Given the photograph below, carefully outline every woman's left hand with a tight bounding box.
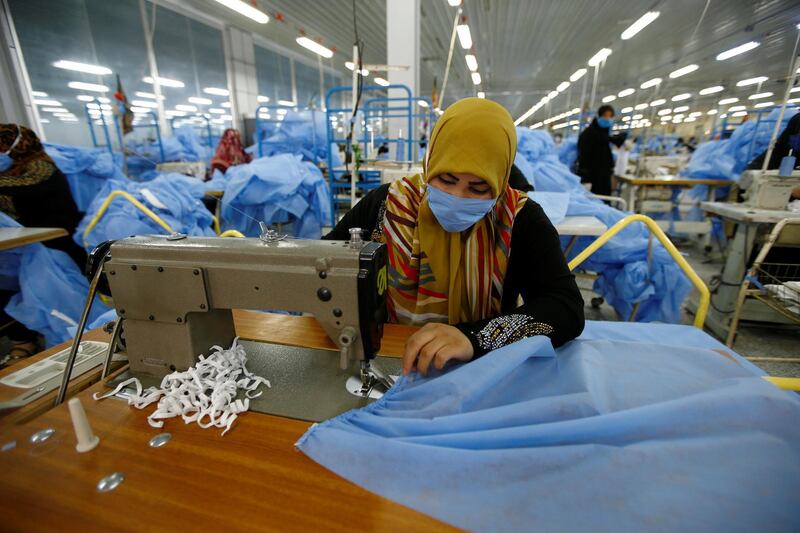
[402,323,474,376]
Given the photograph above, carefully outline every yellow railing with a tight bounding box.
[82,190,173,247]
[219,230,245,238]
[567,214,709,329]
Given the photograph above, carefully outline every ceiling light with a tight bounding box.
[688,112,702,117]
[669,64,699,78]
[134,91,164,100]
[557,81,570,92]
[418,100,429,108]
[373,77,389,87]
[570,68,587,82]
[188,96,212,105]
[41,107,66,113]
[130,106,152,114]
[671,93,691,101]
[716,41,760,61]
[296,36,333,58]
[67,81,108,92]
[53,60,111,76]
[650,99,666,106]
[97,97,110,103]
[278,99,297,106]
[731,111,747,117]
[31,91,48,97]
[344,62,369,75]
[548,90,558,99]
[632,114,644,120]
[657,108,672,116]
[76,95,95,102]
[221,102,231,108]
[465,54,478,72]
[788,97,800,103]
[673,105,689,113]
[143,76,184,88]
[588,48,612,67]
[448,0,462,6]
[622,116,631,122]
[728,105,746,112]
[684,117,696,122]
[640,77,662,89]
[477,91,485,99]
[618,88,635,97]
[203,87,229,96]
[736,76,767,87]
[698,86,724,96]
[634,103,648,110]
[601,95,617,103]
[707,109,718,115]
[456,25,472,49]
[175,104,197,112]
[621,11,660,40]
[131,100,158,108]
[34,98,61,106]
[209,108,225,114]
[39,118,50,123]
[719,97,738,105]
[471,72,482,85]
[257,95,270,103]
[621,106,633,113]
[213,0,269,24]
[754,101,774,108]
[748,92,773,100]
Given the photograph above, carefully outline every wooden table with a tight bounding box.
[617,175,732,214]
[0,313,451,531]
[0,227,68,251]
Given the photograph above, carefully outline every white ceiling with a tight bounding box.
[197,0,800,121]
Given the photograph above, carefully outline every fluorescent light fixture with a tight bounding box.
[716,41,760,61]
[143,76,184,88]
[673,105,689,113]
[657,108,672,116]
[640,78,662,89]
[477,91,486,99]
[669,64,698,78]
[373,77,390,87]
[719,97,738,105]
[39,118,50,123]
[67,81,108,92]
[221,114,233,120]
[98,97,110,103]
[257,95,270,103]
[221,102,231,108]
[418,100,429,108]
[621,106,633,113]
[634,103,648,110]
[632,114,644,120]
[748,92,773,100]
[707,109,718,115]
[31,91,48,97]
[731,111,747,117]
[53,60,111,75]
[344,62,369,75]
[456,25,472,49]
[548,90,558,99]
[569,68,587,82]
[622,116,631,122]
[465,54,478,72]
[209,108,225,114]
[618,88,635,97]
[75,95,95,102]
[791,87,800,93]
[601,95,617,103]
[788,97,800,103]
[278,99,297,106]
[671,93,691,101]
[736,76,767,87]
[557,81,570,92]
[276,108,288,114]
[34,98,61,106]
[698,86,724,96]
[621,11,660,40]
[131,100,158,108]
[203,87,229,96]
[754,101,774,108]
[684,117,696,122]
[165,110,186,117]
[296,36,333,58]
[188,96,212,105]
[472,72,482,85]
[649,98,666,106]
[213,0,269,24]
[134,91,163,100]
[175,104,197,112]
[448,0,462,6]
[689,111,702,117]
[130,106,152,113]
[41,107,66,113]
[531,122,542,129]
[728,105,746,112]
[588,48,612,67]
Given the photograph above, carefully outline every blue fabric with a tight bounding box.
[74,173,215,252]
[528,191,569,224]
[124,125,213,177]
[515,128,692,323]
[44,143,127,212]
[0,212,23,291]
[298,321,800,532]
[557,135,578,171]
[253,110,336,163]
[220,154,331,239]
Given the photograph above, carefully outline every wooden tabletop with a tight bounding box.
[617,175,732,187]
[0,313,452,531]
[701,201,800,224]
[0,227,68,251]
[204,190,224,198]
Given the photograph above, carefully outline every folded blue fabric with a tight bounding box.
[298,321,800,532]
[45,143,127,211]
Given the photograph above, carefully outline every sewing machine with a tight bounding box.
[78,228,391,415]
[739,169,800,209]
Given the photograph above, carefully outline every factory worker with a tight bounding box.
[325,98,584,375]
[576,105,626,196]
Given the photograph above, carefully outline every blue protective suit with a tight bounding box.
[44,143,127,212]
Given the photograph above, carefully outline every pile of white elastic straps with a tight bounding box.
[94,337,270,436]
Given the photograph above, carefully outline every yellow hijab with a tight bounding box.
[382,98,527,325]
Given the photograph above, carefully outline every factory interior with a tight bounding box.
[1,0,800,530]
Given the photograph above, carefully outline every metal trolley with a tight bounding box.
[727,218,800,347]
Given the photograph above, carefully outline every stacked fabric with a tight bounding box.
[74,173,215,252]
[125,125,214,177]
[220,154,331,239]
[44,143,127,212]
[556,135,578,171]
[516,128,692,323]
[253,110,341,165]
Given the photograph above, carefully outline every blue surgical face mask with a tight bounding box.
[597,117,614,129]
[0,125,21,173]
[427,184,496,233]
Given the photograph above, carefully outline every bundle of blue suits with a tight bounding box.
[253,110,341,166]
[45,143,126,212]
[125,125,214,177]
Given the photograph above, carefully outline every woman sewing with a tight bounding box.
[325,98,584,375]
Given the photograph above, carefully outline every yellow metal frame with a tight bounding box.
[567,214,709,329]
[219,230,245,238]
[82,190,174,247]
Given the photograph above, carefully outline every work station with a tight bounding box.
[1,1,799,531]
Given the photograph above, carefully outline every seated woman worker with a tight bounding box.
[325,98,584,375]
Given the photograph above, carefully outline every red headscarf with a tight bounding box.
[211,129,252,172]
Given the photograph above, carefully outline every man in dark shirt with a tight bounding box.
[577,105,626,196]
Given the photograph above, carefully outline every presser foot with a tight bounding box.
[345,362,396,399]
